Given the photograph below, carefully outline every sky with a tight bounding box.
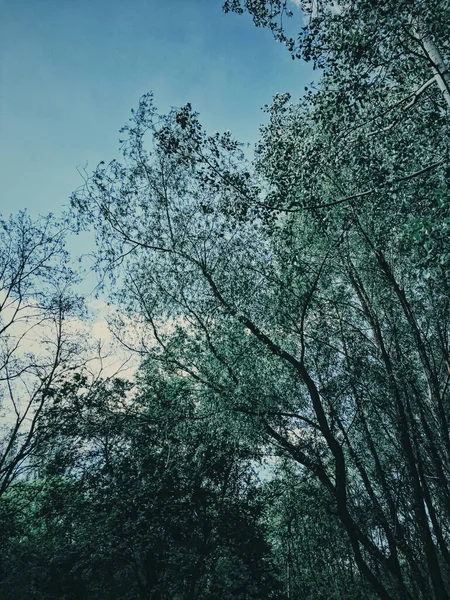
[0,0,313,219]
[0,0,315,393]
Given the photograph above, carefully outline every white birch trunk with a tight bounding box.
[413,24,450,109]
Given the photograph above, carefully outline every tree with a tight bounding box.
[262,461,375,600]
[0,212,84,496]
[223,0,450,107]
[71,80,450,599]
[1,368,283,600]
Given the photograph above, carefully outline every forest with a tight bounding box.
[1,1,450,599]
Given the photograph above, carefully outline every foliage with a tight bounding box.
[1,2,450,598]
[0,212,84,497]
[70,55,450,597]
[1,370,282,600]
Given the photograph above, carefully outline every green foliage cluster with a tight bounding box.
[1,372,282,600]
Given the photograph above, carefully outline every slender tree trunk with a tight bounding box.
[412,22,450,108]
[421,35,450,109]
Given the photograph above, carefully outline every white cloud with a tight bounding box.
[330,1,343,15]
[0,294,139,420]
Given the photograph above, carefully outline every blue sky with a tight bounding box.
[0,0,312,218]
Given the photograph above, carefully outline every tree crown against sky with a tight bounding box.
[70,6,450,587]
[0,0,312,224]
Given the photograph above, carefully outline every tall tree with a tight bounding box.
[0,212,84,496]
[223,0,450,107]
[72,83,450,598]
[1,368,282,600]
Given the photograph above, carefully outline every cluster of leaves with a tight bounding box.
[1,369,283,600]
